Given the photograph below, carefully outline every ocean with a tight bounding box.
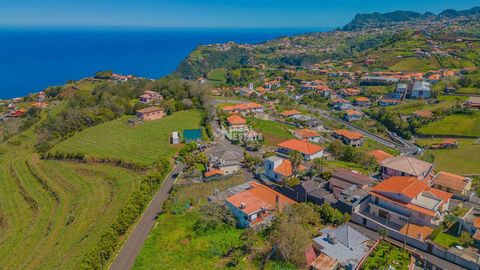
[0,27,329,99]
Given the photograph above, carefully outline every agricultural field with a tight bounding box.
[0,131,143,269]
[417,111,480,137]
[388,57,440,73]
[247,118,295,147]
[51,110,202,166]
[416,139,480,174]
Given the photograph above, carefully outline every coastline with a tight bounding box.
[0,27,332,100]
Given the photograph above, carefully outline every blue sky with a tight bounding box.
[1,0,479,28]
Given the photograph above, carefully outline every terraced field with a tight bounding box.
[0,130,143,269]
[51,110,203,166]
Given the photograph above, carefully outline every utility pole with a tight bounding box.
[403,218,411,250]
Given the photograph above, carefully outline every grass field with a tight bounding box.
[133,211,243,270]
[247,118,295,146]
[0,130,143,269]
[207,68,227,82]
[417,111,480,137]
[134,177,250,269]
[389,57,439,73]
[416,139,480,174]
[51,110,202,165]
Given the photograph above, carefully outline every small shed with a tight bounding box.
[171,131,180,145]
[183,129,202,143]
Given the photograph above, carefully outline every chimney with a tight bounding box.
[240,202,246,209]
[327,232,337,244]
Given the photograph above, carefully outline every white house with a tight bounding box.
[411,81,431,99]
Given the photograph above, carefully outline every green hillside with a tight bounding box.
[50,110,202,166]
[0,130,143,269]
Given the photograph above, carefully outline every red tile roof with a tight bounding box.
[334,129,363,140]
[227,114,247,125]
[371,176,428,199]
[277,139,323,155]
[204,169,223,177]
[432,171,470,192]
[355,97,370,102]
[370,176,453,217]
[368,150,394,163]
[346,109,362,116]
[280,110,301,117]
[293,128,320,138]
[273,159,306,177]
[226,182,296,215]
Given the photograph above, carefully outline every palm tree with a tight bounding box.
[311,158,326,175]
[288,150,303,175]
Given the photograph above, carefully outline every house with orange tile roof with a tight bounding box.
[432,171,471,197]
[136,106,165,121]
[292,128,324,143]
[333,130,364,147]
[277,139,324,160]
[222,102,263,114]
[368,150,394,163]
[264,156,307,183]
[344,109,362,122]
[225,181,296,228]
[10,109,26,118]
[369,176,452,227]
[354,97,370,106]
[204,151,240,179]
[380,156,434,181]
[226,114,248,133]
[280,109,301,118]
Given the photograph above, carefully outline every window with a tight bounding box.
[418,213,426,219]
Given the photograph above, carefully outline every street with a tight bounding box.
[109,164,185,270]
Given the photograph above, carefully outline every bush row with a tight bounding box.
[41,151,149,172]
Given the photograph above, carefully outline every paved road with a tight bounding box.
[109,164,185,270]
[303,105,420,155]
[348,222,466,270]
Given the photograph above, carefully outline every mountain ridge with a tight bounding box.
[343,6,480,30]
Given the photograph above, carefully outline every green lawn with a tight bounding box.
[362,241,411,270]
[133,211,243,270]
[432,232,459,248]
[247,118,295,146]
[416,139,480,174]
[417,111,480,137]
[207,68,227,82]
[51,110,202,165]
